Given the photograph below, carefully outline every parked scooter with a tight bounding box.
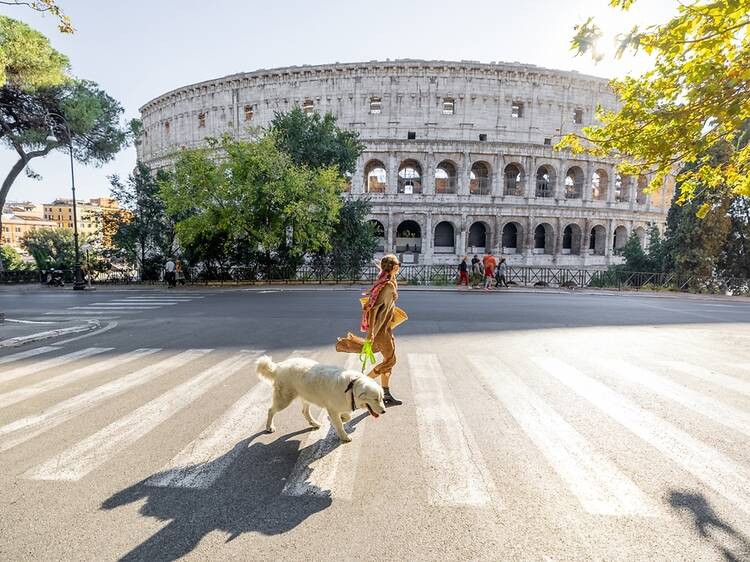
[46,269,65,287]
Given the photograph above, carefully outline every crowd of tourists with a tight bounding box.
[457,253,510,290]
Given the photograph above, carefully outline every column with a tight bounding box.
[525,155,536,200]
[423,152,435,195]
[459,152,470,195]
[493,215,502,254]
[492,153,503,197]
[424,212,433,262]
[524,216,534,256]
[581,218,592,257]
[584,161,593,202]
[553,216,562,261]
[386,212,394,252]
[555,160,566,201]
[459,214,467,254]
[351,156,365,195]
[605,218,614,258]
[387,152,398,195]
[607,165,617,204]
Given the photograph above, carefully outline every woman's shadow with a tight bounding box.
[102,414,368,562]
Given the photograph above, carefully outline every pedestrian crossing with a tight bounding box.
[1,342,750,525]
[44,294,207,318]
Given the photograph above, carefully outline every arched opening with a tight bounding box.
[504,163,524,196]
[343,171,352,193]
[433,221,455,253]
[613,225,628,252]
[565,166,584,199]
[369,220,385,252]
[468,222,488,252]
[435,161,457,194]
[534,223,554,254]
[470,162,491,195]
[589,225,606,255]
[592,169,608,201]
[634,226,646,248]
[636,175,648,204]
[364,160,386,193]
[562,224,582,255]
[396,220,421,253]
[398,160,423,194]
[502,222,521,254]
[536,166,555,198]
[615,173,631,202]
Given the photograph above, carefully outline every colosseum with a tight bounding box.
[137,59,673,268]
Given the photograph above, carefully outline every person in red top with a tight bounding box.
[482,252,497,290]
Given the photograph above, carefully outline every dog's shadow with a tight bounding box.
[102,413,369,562]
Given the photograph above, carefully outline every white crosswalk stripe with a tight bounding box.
[282,354,365,499]
[0,348,160,410]
[27,350,262,481]
[45,310,136,316]
[605,359,750,437]
[0,347,112,385]
[663,360,750,398]
[0,349,210,453]
[408,352,497,507]
[471,356,658,516]
[0,346,59,366]
[533,356,750,517]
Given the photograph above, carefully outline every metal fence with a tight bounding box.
[4,265,748,295]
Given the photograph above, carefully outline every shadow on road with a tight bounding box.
[668,490,750,562]
[101,420,363,562]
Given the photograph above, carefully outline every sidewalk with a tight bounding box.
[0,318,100,348]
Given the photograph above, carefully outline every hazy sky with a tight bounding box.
[1,0,677,204]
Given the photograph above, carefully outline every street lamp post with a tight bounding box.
[46,112,86,290]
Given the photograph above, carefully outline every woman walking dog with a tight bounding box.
[336,254,405,406]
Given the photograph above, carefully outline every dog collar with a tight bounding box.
[344,377,360,412]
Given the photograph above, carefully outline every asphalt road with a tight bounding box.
[1,286,750,561]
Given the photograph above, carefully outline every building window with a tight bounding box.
[302,99,314,114]
[198,112,206,128]
[244,105,254,121]
[164,121,170,135]
[442,98,454,115]
[407,131,416,140]
[573,108,583,124]
[369,97,382,114]
[478,133,487,141]
[544,138,552,146]
[511,101,524,118]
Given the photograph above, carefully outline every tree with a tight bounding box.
[718,196,750,278]
[107,162,176,280]
[0,79,130,232]
[561,0,750,206]
[622,232,649,271]
[0,2,73,34]
[0,16,69,90]
[160,135,343,272]
[325,198,377,274]
[270,107,364,175]
[21,226,75,269]
[0,244,25,269]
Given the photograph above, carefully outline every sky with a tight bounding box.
[1,0,678,205]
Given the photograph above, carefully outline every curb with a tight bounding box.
[0,320,100,348]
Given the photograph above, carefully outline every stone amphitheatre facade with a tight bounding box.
[137,59,673,268]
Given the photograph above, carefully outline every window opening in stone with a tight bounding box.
[244,105,254,121]
[435,161,457,194]
[592,169,608,200]
[442,98,455,115]
[479,133,487,141]
[198,112,206,128]
[468,222,487,252]
[398,160,423,194]
[407,131,416,140]
[565,167,583,199]
[365,161,387,193]
[370,97,382,114]
[536,166,553,197]
[544,138,552,145]
[164,121,170,135]
[470,162,491,195]
[302,99,314,114]
[504,164,523,196]
[502,223,518,252]
[573,108,583,124]
[512,101,524,118]
[434,221,455,253]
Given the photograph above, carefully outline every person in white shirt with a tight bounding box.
[165,258,176,288]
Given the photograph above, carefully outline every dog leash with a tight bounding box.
[359,339,376,374]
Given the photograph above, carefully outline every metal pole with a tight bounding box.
[69,138,85,290]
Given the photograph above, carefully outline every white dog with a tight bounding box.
[255,355,387,443]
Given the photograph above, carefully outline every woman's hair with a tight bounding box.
[380,254,400,273]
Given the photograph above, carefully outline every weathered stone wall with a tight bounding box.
[138,60,671,268]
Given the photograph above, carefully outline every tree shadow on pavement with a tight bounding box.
[101,419,365,562]
[668,490,750,562]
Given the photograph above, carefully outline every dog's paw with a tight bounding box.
[340,413,352,422]
[309,421,321,429]
[339,434,352,443]
[266,425,276,433]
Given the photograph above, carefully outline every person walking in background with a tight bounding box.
[164,257,176,288]
[457,256,469,287]
[470,254,482,288]
[495,257,509,288]
[175,259,186,286]
[482,251,497,290]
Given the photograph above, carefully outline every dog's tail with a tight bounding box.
[255,355,278,384]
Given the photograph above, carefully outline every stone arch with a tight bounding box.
[565,166,584,199]
[589,224,606,255]
[396,220,422,253]
[504,162,525,196]
[501,221,524,254]
[615,173,632,202]
[535,165,556,198]
[592,169,608,201]
[634,226,646,248]
[636,175,648,204]
[469,161,491,195]
[369,219,385,252]
[435,160,458,194]
[364,160,386,193]
[613,225,628,251]
[468,221,490,252]
[533,222,554,254]
[397,159,423,194]
[433,221,455,253]
[562,223,582,255]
